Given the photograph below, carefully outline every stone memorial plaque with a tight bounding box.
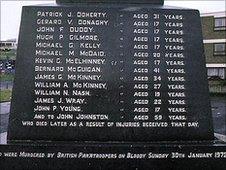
[8,3,214,142]
[2,1,226,170]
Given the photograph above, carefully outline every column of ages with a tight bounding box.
[152,13,163,123]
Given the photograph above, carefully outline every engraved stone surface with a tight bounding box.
[1,142,226,170]
[8,4,214,142]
